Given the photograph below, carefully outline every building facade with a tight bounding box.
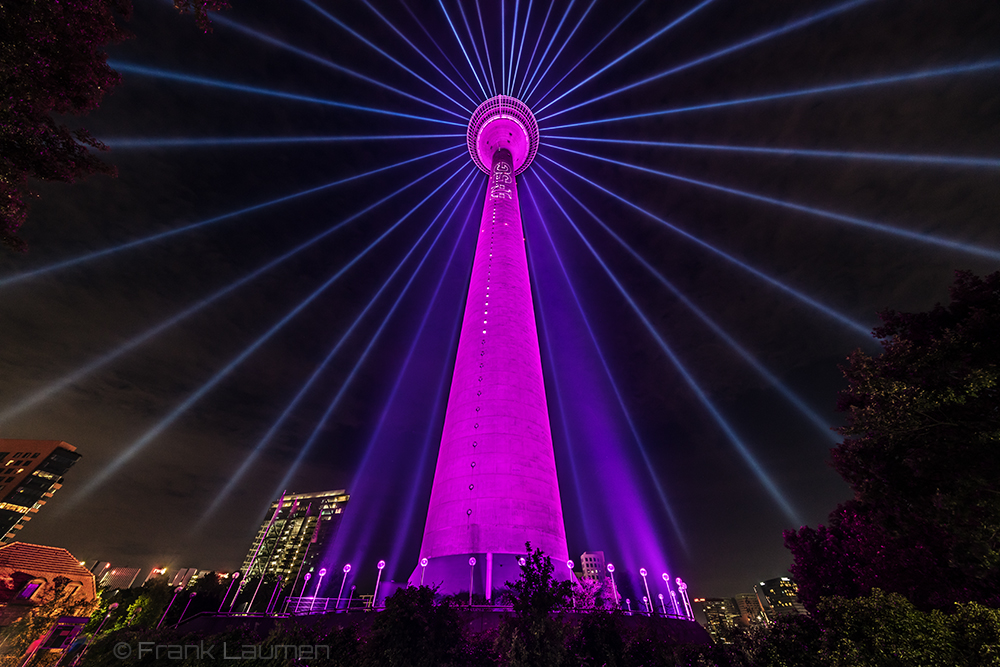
[755,577,806,622]
[0,440,80,543]
[240,489,349,597]
[580,551,606,582]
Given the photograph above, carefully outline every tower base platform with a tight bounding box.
[408,552,574,600]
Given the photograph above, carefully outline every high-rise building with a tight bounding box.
[240,490,349,596]
[733,592,768,628]
[580,551,606,582]
[696,597,740,644]
[411,96,568,599]
[755,577,806,622]
[0,440,80,543]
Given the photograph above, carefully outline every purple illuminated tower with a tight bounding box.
[410,96,569,598]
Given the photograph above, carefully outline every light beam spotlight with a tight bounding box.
[537,157,871,337]
[266,167,478,505]
[523,179,689,546]
[540,59,1000,130]
[532,171,804,525]
[546,142,1000,263]
[530,0,646,110]
[212,9,468,119]
[362,0,479,107]
[295,0,471,115]
[194,170,479,530]
[543,135,1000,170]
[0,144,464,289]
[514,1,555,100]
[0,149,466,429]
[105,134,465,150]
[441,0,488,98]
[530,171,840,443]
[538,0,874,122]
[62,160,469,508]
[516,0,576,100]
[520,0,598,105]
[398,0,481,101]
[109,60,465,127]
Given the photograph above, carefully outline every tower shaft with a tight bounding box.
[414,147,567,593]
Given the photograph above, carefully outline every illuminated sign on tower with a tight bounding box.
[410,96,569,598]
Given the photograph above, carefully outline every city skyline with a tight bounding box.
[0,1,997,597]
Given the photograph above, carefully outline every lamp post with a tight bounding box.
[625,599,632,615]
[676,577,693,620]
[338,564,351,610]
[347,585,356,610]
[314,568,327,598]
[658,593,667,614]
[265,575,282,615]
[662,573,679,616]
[157,586,184,628]
[468,557,476,606]
[176,592,197,627]
[303,572,312,612]
[640,568,652,614]
[218,572,240,613]
[419,557,428,586]
[372,560,385,609]
[566,560,575,608]
[607,563,620,608]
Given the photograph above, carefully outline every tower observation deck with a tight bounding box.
[410,96,569,598]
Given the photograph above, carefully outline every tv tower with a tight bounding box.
[410,96,569,599]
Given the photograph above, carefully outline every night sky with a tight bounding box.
[1,0,998,599]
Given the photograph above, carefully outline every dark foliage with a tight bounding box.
[0,0,229,251]
[786,271,1000,611]
[362,585,470,667]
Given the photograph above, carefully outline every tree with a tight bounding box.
[498,543,574,667]
[786,271,1000,610]
[362,586,468,667]
[0,0,230,251]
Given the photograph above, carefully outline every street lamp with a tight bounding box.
[314,568,327,611]
[338,564,351,610]
[468,557,476,606]
[218,572,240,613]
[676,577,693,620]
[640,568,652,614]
[420,557,428,586]
[176,592,197,627]
[157,586,184,628]
[265,575,283,615]
[662,573,679,616]
[303,572,313,612]
[658,593,667,614]
[372,560,386,609]
[607,563,620,608]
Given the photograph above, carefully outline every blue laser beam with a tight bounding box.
[532,171,839,444]
[64,160,471,507]
[438,0,489,99]
[296,0,471,115]
[362,1,478,107]
[546,142,1000,263]
[196,170,480,529]
[521,0,597,105]
[212,10,467,119]
[105,134,464,149]
[530,175,804,526]
[541,59,1000,130]
[514,1,554,100]
[474,0,499,96]
[509,0,531,97]
[109,61,464,127]
[533,0,713,114]
[455,0,493,98]
[338,182,481,573]
[267,172,479,503]
[531,0,646,111]
[524,178,689,549]
[0,151,468,427]
[539,0,874,122]
[544,135,1000,170]
[0,145,464,289]
[517,0,576,102]
[398,0,481,103]
[537,156,871,337]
